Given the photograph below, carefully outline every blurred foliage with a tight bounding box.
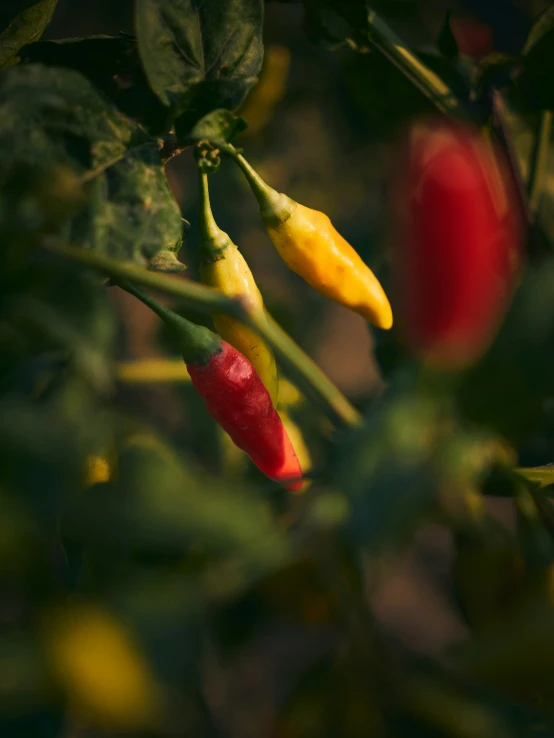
[3,1,554,738]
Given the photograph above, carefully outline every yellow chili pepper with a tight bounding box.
[85,455,111,486]
[42,604,162,730]
[197,171,279,403]
[277,378,303,408]
[279,410,312,493]
[231,153,393,330]
[239,45,291,136]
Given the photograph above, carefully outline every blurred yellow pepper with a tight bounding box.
[280,411,312,493]
[239,45,291,136]
[116,358,191,383]
[198,170,279,403]
[85,455,111,486]
[43,604,162,730]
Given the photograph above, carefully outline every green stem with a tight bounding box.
[221,148,296,224]
[116,279,221,365]
[527,110,552,220]
[41,239,362,428]
[367,10,464,119]
[253,312,362,428]
[198,170,232,259]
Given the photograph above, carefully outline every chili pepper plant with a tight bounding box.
[2,1,554,737]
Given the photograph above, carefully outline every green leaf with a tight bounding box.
[334,381,443,551]
[185,109,248,147]
[66,433,289,589]
[0,65,184,268]
[517,466,554,489]
[75,149,185,270]
[135,0,264,137]
[0,377,108,521]
[517,6,554,110]
[437,10,458,61]
[2,254,116,392]
[21,35,169,134]
[0,0,58,70]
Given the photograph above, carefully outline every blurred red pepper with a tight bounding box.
[392,120,523,370]
[119,282,302,490]
[451,13,494,59]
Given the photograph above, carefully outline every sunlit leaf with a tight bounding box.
[518,466,554,488]
[0,0,58,70]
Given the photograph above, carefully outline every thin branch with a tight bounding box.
[528,110,552,220]
[490,90,546,259]
[367,10,465,119]
[41,239,363,429]
[490,91,532,225]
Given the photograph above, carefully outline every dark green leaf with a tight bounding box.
[185,109,248,147]
[75,149,185,270]
[21,35,169,134]
[0,65,183,267]
[437,10,458,61]
[0,0,58,70]
[0,377,108,522]
[1,253,116,393]
[334,381,442,551]
[135,0,264,138]
[66,434,289,587]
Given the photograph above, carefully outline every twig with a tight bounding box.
[367,10,465,119]
[490,90,547,259]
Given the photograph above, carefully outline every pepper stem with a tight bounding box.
[116,279,221,365]
[223,147,296,226]
[198,170,233,260]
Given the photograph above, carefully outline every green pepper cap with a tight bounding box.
[232,154,296,228]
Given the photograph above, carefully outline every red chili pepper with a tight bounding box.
[119,281,302,490]
[392,120,523,369]
[188,343,301,489]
